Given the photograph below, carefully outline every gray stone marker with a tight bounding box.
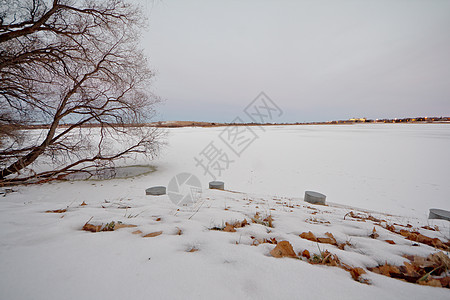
[209,181,224,190]
[146,186,166,196]
[429,209,450,221]
[304,191,326,205]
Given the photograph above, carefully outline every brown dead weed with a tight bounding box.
[370,252,450,288]
[82,220,136,232]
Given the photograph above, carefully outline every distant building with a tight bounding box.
[348,118,366,122]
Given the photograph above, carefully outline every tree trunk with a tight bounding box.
[0,121,59,179]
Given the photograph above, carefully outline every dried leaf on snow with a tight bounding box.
[270,241,297,258]
[45,209,67,213]
[143,231,163,238]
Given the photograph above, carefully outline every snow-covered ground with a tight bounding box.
[1,124,449,299]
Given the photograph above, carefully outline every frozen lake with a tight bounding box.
[151,123,450,217]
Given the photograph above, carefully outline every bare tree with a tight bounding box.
[0,0,162,184]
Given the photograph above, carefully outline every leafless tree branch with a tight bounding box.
[0,0,162,184]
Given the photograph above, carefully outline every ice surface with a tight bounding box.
[154,124,450,217]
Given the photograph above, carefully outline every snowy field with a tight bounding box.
[1,124,449,299]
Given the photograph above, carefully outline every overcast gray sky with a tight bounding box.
[142,0,450,123]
